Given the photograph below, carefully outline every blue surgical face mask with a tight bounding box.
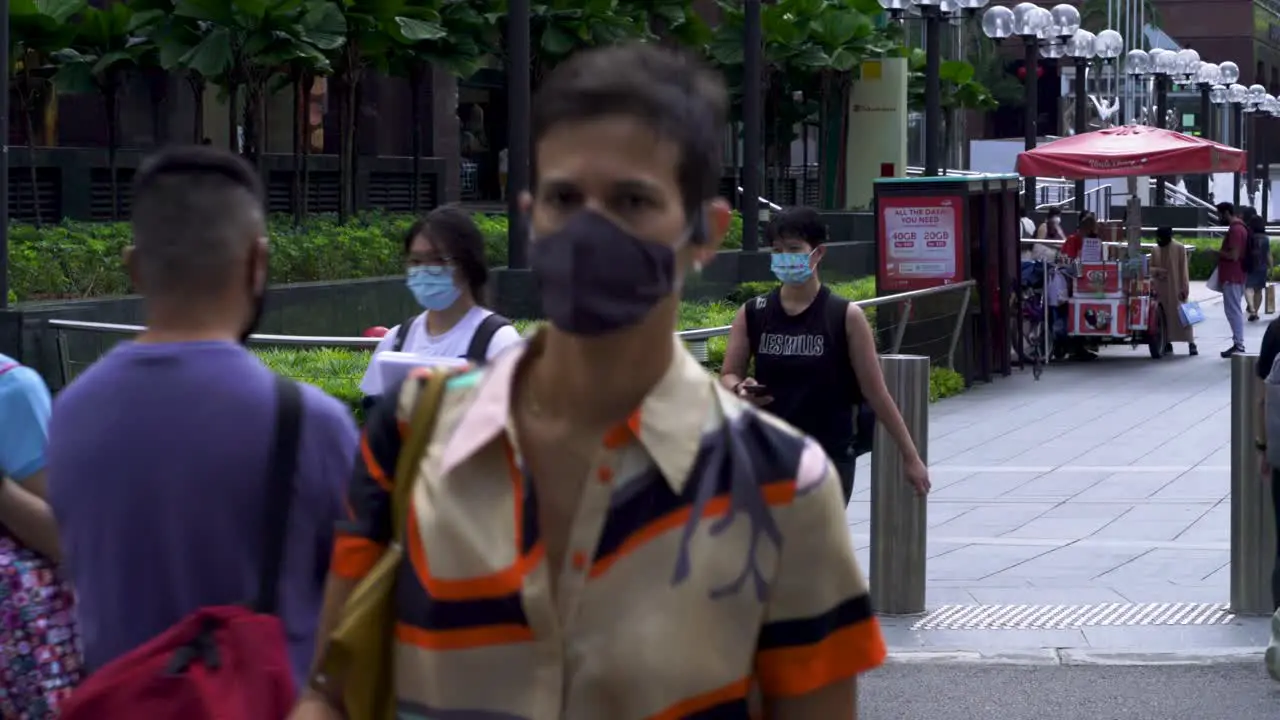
[771,251,815,285]
[406,265,461,311]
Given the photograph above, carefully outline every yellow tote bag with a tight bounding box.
[320,373,449,720]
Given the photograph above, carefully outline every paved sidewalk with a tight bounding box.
[848,281,1278,653]
[860,663,1280,719]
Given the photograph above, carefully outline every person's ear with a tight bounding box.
[691,198,731,268]
[123,246,141,292]
[251,237,269,293]
[810,244,827,266]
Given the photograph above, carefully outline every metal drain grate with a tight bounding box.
[910,602,1235,631]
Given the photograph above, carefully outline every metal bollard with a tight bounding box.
[1229,353,1278,615]
[870,354,929,616]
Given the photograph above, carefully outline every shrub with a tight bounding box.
[7,211,746,303]
[262,276,957,421]
[929,367,966,402]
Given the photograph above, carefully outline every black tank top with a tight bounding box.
[751,286,862,460]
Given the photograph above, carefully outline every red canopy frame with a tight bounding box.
[1015,125,1246,180]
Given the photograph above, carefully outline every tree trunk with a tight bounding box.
[243,81,263,169]
[227,82,239,153]
[410,64,423,214]
[301,77,312,222]
[188,74,206,143]
[21,63,42,227]
[105,78,120,221]
[338,50,360,223]
[291,70,303,226]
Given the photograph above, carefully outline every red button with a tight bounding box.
[597,466,614,484]
[571,551,587,571]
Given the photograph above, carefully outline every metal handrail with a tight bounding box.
[1035,184,1112,211]
[47,280,977,382]
[1161,183,1217,212]
[734,186,783,212]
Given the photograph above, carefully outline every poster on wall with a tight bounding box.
[877,195,965,291]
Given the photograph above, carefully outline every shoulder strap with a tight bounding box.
[254,376,304,615]
[0,363,17,377]
[391,315,418,353]
[465,313,512,364]
[391,372,451,543]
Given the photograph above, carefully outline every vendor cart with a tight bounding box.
[1015,125,1246,361]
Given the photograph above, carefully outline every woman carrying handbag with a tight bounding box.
[0,357,82,718]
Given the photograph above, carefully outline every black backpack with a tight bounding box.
[391,312,512,363]
[1243,233,1266,276]
[743,290,876,457]
[360,313,513,413]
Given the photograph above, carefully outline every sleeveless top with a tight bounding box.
[752,286,862,461]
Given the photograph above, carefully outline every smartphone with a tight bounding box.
[742,384,770,396]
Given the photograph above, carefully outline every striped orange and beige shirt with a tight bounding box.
[332,335,886,719]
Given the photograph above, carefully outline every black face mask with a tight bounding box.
[530,210,686,336]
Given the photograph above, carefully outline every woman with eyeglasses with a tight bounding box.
[358,207,522,406]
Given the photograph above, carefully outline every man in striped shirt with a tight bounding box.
[293,41,887,720]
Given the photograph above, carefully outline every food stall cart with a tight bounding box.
[1015,125,1246,362]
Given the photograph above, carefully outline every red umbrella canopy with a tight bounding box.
[1015,125,1246,179]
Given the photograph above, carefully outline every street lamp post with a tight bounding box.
[1192,62,1222,200]
[1065,29,1095,213]
[1125,47,1186,205]
[879,0,989,177]
[982,2,1078,212]
[1214,82,1252,206]
[1245,84,1267,204]
[505,0,531,269]
[741,0,762,253]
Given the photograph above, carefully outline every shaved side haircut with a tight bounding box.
[130,147,267,299]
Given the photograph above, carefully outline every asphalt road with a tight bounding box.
[859,664,1280,719]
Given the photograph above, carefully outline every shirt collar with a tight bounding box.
[440,330,714,493]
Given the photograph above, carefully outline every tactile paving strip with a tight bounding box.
[910,602,1235,631]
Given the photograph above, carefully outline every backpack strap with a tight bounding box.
[253,376,304,615]
[390,315,418,353]
[465,313,512,364]
[0,363,17,377]
[392,372,452,543]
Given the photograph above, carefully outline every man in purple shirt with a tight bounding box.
[1216,201,1249,357]
[46,147,358,687]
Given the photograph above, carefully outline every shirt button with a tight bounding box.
[571,551,588,572]
[596,466,614,484]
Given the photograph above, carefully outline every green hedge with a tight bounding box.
[7,212,746,303]
[253,276,970,423]
[1177,236,1280,282]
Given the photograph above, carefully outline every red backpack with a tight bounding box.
[59,376,304,720]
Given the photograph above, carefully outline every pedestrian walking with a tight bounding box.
[47,147,359,699]
[1150,226,1197,356]
[1245,213,1273,322]
[358,207,521,405]
[1252,313,1280,681]
[294,42,887,720]
[719,206,930,504]
[0,355,81,716]
[1213,202,1249,356]
[1019,204,1036,239]
[1035,206,1066,241]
